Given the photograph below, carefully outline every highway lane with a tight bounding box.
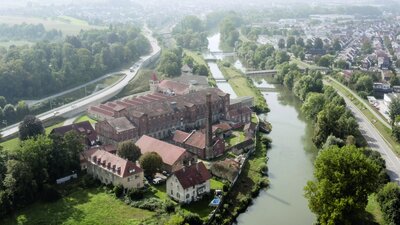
[336,87,400,184]
[1,26,160,139]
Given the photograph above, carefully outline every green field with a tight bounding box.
[210,178,224,190]
[183,49,208,67]
[0,15,105,36]
[1,188,154,225]
[118,70,153,97]
[74,115,97,125]
[0,121,64,152]
[226,130,247,147]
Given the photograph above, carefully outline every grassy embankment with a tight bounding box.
[325,77,400,156]
[1,187,155,225]
[217,61,269,112]
[183,49,217,87]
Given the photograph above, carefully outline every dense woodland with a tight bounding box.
[0,26,150,101]
[0,121,85,218]
[173,16,208,50]
[0,23,62,42]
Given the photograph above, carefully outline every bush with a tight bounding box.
[128,189,144,201]
[41,185,61,202]
[183,213,203,225]
[81,174,98,188]
[259,177,269,188]
[131,198,163,211]
[114,184,124,198]
[223,61,231,67]
[164,200,175,213]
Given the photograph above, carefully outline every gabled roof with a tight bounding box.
[173,162,211,189]
[83,149,142,178]
[51,121,97,144]
[135,135,188,166]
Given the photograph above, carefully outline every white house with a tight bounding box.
[81,149,144,191]
[166,162,211,204]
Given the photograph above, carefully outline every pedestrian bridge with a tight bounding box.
[246,70,277,76]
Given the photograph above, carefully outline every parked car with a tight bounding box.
[152,177,165,185]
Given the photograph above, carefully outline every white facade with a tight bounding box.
[166,174,210,204]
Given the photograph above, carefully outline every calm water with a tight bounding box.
[206,33,317,224]
[236,81,317,225]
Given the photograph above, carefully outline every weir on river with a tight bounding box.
[206,33,317,225]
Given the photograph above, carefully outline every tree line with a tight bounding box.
[0,120,85,218]
[0,23,62,42]
[157,47,209,77]
[219,12,242,48]
[173,16,208,50]
[0,26,150,101]
[0,97,29,128]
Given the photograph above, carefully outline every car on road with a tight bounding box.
[129,67,134,72]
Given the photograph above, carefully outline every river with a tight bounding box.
[206,33,317,225]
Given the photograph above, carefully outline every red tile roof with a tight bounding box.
[173,162,211,189]
[135,135,187,166]
[83,149,142,178]
[172,130,191,143]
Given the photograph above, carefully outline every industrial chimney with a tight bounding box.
[205,93,213,158]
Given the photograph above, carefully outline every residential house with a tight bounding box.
[82,149,144,191]
[166,162,211,204]
[51,121,97,148]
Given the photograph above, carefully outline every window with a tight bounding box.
[135,175,140,179]
[177,193,180,198]
[171,190,173,195]
[186,194,190,199]
[127,178,130,182]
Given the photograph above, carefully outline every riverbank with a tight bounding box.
[217,61,269,113]
[209,132,270,225]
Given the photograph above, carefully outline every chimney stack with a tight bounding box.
[205,93,213,158]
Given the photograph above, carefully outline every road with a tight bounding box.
[327,76,391,129]
[327,81,400,184]
[0,25,161,139]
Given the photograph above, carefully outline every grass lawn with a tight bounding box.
[210,178,224,190]
[366,194,385,225]
[74,114,97,125]
[226,131,247,147]
[183,49,208,67]
[0,121,64,152]
[1,187,154,225]
[0,15,105,36]
[146,184,169,200]
[181,194,215,220]
[325,77,400,156]
[118,70,153,97]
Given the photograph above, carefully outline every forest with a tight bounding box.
[0,23,62,41]
[0,26,150,101]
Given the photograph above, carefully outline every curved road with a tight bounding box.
[1,26,160,139]
[326,81,400,184]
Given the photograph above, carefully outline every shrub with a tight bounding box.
[163,200,175,213]
[131,198,163,211]
[223,61,231,67]
[183,213,203,225]
[128,189,144,201]
[259,177,270,188]
[114,184,124,198]
[41,185,61,202]
[81,174,98,188]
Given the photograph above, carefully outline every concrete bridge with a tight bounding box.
[246,70,277,76]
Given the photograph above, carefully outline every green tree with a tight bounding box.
[139,152,163,177]
[318,55,333,67]
[286,36,295,49]
[314,37,323,49]
[355,75,373,94]
[293,73,323,101]
[377,182,400,225]
[117,140,142,162]
[333,39,341,51]
[301,92,325,121]
[296,37,304,47]
[15,101,29,119]
[2,104,16,122]
[196,64,209,76]
[322,135,344,149]
[18,115,45,141]
[304,145,380,225]
[389,97,400,125]
[278,38,285,49]
[361,40,373,54]
[0,96,6,108]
